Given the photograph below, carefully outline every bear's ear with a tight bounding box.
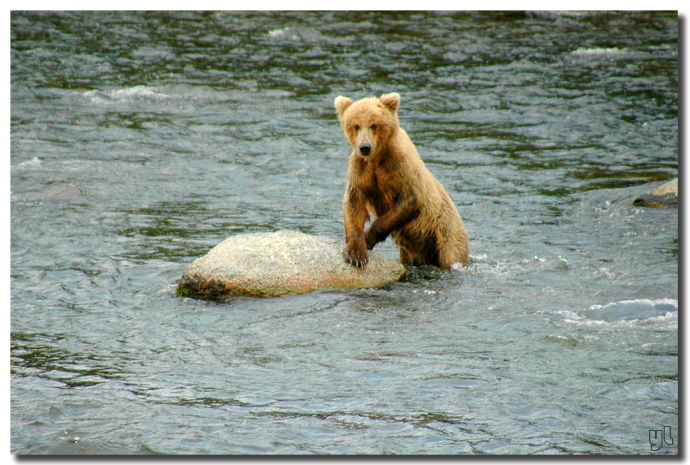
[334,96,353,119]
[380,92,400,113]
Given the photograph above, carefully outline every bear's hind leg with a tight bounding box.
[437,239,468,270]
[399,247,412,266]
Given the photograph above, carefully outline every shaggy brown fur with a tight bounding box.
[334,92,469,270]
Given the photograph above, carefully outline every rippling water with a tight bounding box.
[11,11,678,455]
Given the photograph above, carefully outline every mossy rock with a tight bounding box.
[633,178,678,209]
[177,230,406,299]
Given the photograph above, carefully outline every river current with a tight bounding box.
[11,11,678,455]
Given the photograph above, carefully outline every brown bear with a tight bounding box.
[334,92,470,270]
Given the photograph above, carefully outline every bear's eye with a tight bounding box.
[354,124,360,132]
[371,124,377,132]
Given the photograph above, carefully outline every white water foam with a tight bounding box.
[268,28,289,37]
[571,47,628,57]
[589,298,678,311]
[559,298,678,329]
[81,86,169,104]
[14,157,42,170]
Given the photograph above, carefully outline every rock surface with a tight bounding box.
[25,184,85,201]
[633,178,678,208]
[177,230,406,299]
[651,178,678,198]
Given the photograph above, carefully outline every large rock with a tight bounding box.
[177,230,406,299]
[633,178,678,209]
[24,184,85,201]
[651,178,678,198]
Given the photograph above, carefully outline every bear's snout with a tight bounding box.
[359,143,372,156]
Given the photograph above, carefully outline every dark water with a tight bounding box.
[11,11,678,455]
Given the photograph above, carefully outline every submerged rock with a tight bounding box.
[177,230,406,299]
[25,184,85,201]
[633,178,678,209]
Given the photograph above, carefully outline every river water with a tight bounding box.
[10,11,678,455]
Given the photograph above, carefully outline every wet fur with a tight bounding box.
[334,92,469,270]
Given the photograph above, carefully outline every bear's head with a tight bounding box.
[334,93,401,158]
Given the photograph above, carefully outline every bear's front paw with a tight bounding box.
[365,223,387,250]
[343,242,368,269]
